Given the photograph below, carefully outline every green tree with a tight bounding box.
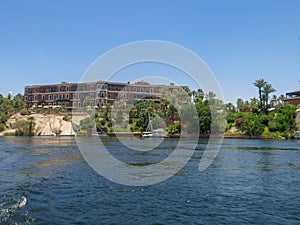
[240,113,264,136]
[195,100,211,133]
[236,98,245,112]
[253,78,267,110]
[13,94,24,110]
[27,116,35,137]
[262,83,276,111]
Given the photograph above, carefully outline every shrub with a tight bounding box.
[167,122,181,134]
[0,112,8,123]
[240,114,264,136]
[0,123,5,132]
[20,108,29,116]
[63,114,72,122]
[235,117,245,127]
[268,120,277,132]
[12,118,35,136]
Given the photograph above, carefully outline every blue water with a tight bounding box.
[0,137,300,224]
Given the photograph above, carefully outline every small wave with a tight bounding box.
[18,196,27,208]
[0,196,27,219]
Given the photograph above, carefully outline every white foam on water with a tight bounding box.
[0,196,27,220]
[18,196,27,208]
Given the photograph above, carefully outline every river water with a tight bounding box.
[0,137,299,224]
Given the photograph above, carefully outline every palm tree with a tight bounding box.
[270,95,278,107]
[278,94,286,104]
[253,78,267,110]
[236,98,244,112]
[193,89,204,103]
[263,83,276,110]
[225,103,235,113]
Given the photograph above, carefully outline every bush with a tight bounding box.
[20,108,29,116]
[12,118,35,136]
[0,123,5,132]
[240,113,264,136]
[0,112,7,123]
[167,122,181,134]
[63,114,72,122]
[268,120,277,132]
[4,132,15,136]
[80,117,94,130]
[77,130,87,135]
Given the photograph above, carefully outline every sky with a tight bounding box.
[0,0,300,103]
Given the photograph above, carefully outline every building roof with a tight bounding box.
[286,90,300,95]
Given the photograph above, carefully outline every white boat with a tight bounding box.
[142,116,168,138]
[90,125,107,137]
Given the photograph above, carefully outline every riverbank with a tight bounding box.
[0,111,89,136]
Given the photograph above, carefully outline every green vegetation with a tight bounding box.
[12,117,35,136]
[225,79,297,139]
[78,88,225,136]
[0,93,26,134]
[0,78,298,140]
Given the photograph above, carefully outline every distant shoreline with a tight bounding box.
[0,132,278,140]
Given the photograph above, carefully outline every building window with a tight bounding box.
[42,95,45,100]
[66,94,69,99]
[91,85,94,91]
[108,94,111,99]
[90,94,93,98]
[60,86,66,92]
[49,95,52,100]
[34,95,37,101]
[25,96,28,101]
[66,86,69,91]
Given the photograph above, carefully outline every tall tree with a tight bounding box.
[270,95,278,107]
[236,98,244,112]
[253,78,267,110]
[263,83,276,110]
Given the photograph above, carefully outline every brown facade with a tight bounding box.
[24,81,186,108]
[285,90,300,107]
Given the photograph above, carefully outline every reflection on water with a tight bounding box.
[0,137,299,224]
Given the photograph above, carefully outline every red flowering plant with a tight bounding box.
[235,117,245,127]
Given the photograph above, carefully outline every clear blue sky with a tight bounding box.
[0,0,300,103]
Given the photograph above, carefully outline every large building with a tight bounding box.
[24,81,186,108]
[285,90,300,107]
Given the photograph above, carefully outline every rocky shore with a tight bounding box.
[0,112,88,136]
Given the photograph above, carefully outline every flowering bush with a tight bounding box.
[235,117,245,127]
